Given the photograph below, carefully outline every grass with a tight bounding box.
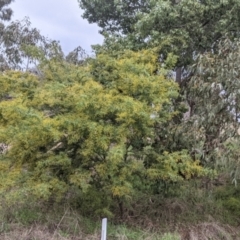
[0,179,240,239]
[0,203,239,240]
[0,200,160,239]
[0,202,180,239]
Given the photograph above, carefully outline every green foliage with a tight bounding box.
[187,38,240,167]
[135,0,240,64]
[146,150,205,182]
[78,0,149,34]
[220,138,240,183]
[214,184,240,224]
[224,197,240,213]
[80,0,240,67]
[14,207,40,225]
[0,48,204,216]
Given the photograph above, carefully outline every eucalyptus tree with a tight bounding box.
[186,38,240,165]
[0,17,65,71]
[0,0,64,72]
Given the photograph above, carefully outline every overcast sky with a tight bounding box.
[10,0,104,55]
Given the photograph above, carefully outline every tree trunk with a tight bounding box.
[176,67,182,83]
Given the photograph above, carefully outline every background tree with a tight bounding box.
[0,17,65,71]
[78,0,150,34]
[79,0,240,82]
[0,2,81,71]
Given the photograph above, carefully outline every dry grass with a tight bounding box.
[1,222,239,240]
[179,222,240,240]
[0,223,172,240]
[0,224,101,240]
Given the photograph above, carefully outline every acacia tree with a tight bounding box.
[0,49,204,216]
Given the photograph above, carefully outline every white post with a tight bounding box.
[101,218,107,240]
